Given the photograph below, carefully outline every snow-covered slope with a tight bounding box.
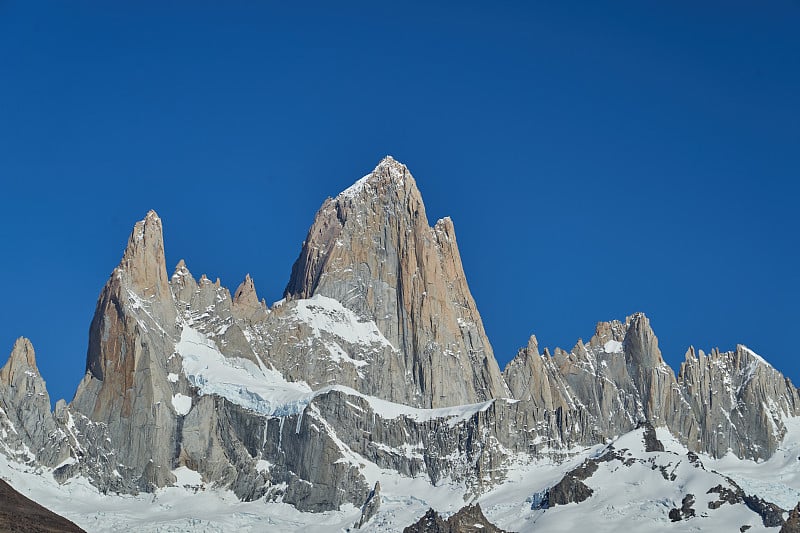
[705,416,800,510]
[178,325,313,417]
[178,323,495,425]
[482,428,779,532]
[4,421,800,532]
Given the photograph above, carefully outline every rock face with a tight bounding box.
[781,503,800,533]
[504,315,682,448]
[232,274,269,324]
[677,344,800,459]
[284,156,508,408]
[403,504,508,533]
[355,481,381,528]
[70,210,182,491]
[641,421,665,452]
[403,508,448,533]
[546,461,597,506]
[0,156,798,523]
[503,314,800,460]
[669,493,696,521]
[0,338,71,468]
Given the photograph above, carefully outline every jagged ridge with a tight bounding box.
[0,156,796,530]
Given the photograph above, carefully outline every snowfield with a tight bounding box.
[3,325,798,532]
[481,428,776,533]
[177,324,495,425]
[3,419,800,532]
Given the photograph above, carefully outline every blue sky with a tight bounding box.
[1,2,798,404]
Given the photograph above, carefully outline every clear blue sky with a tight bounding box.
[1,2,798,404]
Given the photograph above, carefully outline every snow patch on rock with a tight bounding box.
[603,340,623,354]
[171,394,192,416]
[177,326,313,416]
[172,466,202,488]
[290,295,395,350]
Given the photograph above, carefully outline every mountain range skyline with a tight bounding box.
[3,154,797,407]
[1,156,798,531]
[2,2,798,413]
[2,4,799,531]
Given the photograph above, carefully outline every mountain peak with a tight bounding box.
[0,337,39,385]
[233,274,256,302]
[127,210,162,249]
[284,158,508,407]
[374,154,405,173]
[526,334,539,354]
[173,258,189,275]
[118,211,171,302]
[625,311,649,328]
[623,311,663,367]
[369,155,410,187]
[232,273,266,322]
[337,156,414,202]
[10,337,36,368]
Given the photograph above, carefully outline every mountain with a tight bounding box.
[71,210,181,492]
[0,156,798,531]
[283,156,508,408]
[502,314,800,460]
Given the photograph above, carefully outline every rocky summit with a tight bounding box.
[0,157,798,532]
[284,156,508,408]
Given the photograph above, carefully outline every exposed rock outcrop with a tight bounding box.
[641,421,665,452]
[503,313,800,460]
[403,508,447,533]
[504,314,681,447]
[535,456,602,509]
[781,502,800,533]
[705,480,787,528]
[403,504,508,533]
[232,274,268,324]
[0,338,71,468]
[354,481,381,528]
[669,493,696,521]
[677,344,800,459]
[70,210,182,491]
[284,156,509,408]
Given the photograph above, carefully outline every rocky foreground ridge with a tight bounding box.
[0,478,85,533]
[0,157,798,526]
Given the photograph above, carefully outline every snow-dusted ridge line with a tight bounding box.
[177,324,494,423]
[741,344,770,367]
[338,156,405,201]
[339,174,370,199]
